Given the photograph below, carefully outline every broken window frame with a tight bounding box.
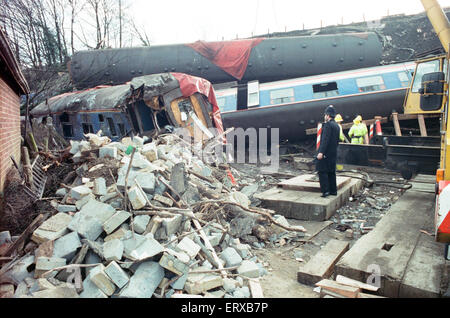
[270,88,295,104]
[106,117,118,137]
[81,113,94,134]
[312,82,339,98]
[59,112,74,138]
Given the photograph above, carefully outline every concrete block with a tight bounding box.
[233,286,250,298]
[237,260,260,278]
[234,243,251,259]
[104,261,130,289]
[53,232,82,260]
[122,233,146,259]
[70,185,92,200]
[84,251,102,278]
[90,264,116,296]
[31,213,72,244]
[270,215,290,234]
[142,142,158,162]
[56,205,77,213]
[134,172,156,194]
[32,286,79,298]
[93,177,107,196]
[118,261,164,298]
[176,237,201,259]
[80,273,108,298]
[103,210,131,235]
[128,236,164,261]
[153,194,173,207]
[14,281,29,298]
[2,255,35,284]
[185,272,224,295]
[75,193,95,210]
[79,199,116,223]
[99,146,118,159]
[162,214,182,236]
[207,233,222,247]
[132,215,150,234]
[159,252,189,276]
[35,257,66,278]
[170,273,188,290]
[104,227,128,242]
[0,231,11,245]
[223,278,238,293]
[100,192,119,203]
[55,188,67,197]
[68,213,103,241]
[220,247,243,267]
[103,239,124,262]
[170,162,187,195]
[128,186,147,210]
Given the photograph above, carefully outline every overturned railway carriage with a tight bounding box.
[215,62,416,142]
[69,33,382,90]
[30,73,224,142]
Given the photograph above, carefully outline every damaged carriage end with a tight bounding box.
[30,73,225,147]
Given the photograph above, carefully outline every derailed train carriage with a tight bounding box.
[30,73,224,142]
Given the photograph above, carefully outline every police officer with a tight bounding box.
[348,115,368,144]
[316,105,341,198]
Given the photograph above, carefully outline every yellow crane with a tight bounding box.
[403,0,450,258]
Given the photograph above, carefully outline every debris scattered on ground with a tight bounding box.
[0,132,306,298]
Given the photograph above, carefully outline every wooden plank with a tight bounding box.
[297,239,349,285]
[192,219,227,278]
[320,288,347,298]
[316,279,361,298]
[248,279,264,298]
[392,112,402,136]
[417,114,428,137]
[335,275,379,291]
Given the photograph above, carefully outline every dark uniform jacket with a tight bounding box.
[316,119,340,172]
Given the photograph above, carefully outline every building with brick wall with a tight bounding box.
[0,27,29,193]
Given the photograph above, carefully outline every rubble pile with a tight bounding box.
[0,132,305,298]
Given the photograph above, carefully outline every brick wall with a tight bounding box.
[0,76,21,193]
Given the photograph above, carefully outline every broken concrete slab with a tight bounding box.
[56,204,77,213]
[103,239,123,262]
[70,185,92,200]
[53,231,82,260]
[118,261,164,298]
[132,215,150,234]
[128,236,164,261]
[220,247,243,267]
[104,227,128,242]
[153,194,173,207]
[142,142,158,162]
[78,199,116,223]
[170,162,187,195]
[104,261,130,289]
[93,177,107,196]
[32,213,73,244]
[32,285,79,298]
[185,271,224,295]
[176,237,201,259]
[237,260,260,278]
[159,252,189,276]
[35,256,66,278]
[162,214,182,237]
[297,239,349,286]
[103,211,131,235]
[134,172,156,194]
[75,193,95,210]
[128,185,147,210]
[89,264,116,296]
[68,213,103,241]
[99,147,118,159]
[80,273,108,298]
[255,176,364,221]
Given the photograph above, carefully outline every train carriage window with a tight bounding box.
[411,59,440,93]
[312,82,339,98]
[247,80,260,107]
[397,72,410,87]
[59,112,73,137]
[106,117,118,137]
[270,88,295,104]
[356,76,386,92]
[81,114,94,134]
[98,114,104,122]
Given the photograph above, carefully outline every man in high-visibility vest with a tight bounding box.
[335,114,347,143]
[348,115,368,144]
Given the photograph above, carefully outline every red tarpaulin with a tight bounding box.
[186,38,265,81]
[171,72,224,137]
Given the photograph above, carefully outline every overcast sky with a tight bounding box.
[129,0,450,45]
